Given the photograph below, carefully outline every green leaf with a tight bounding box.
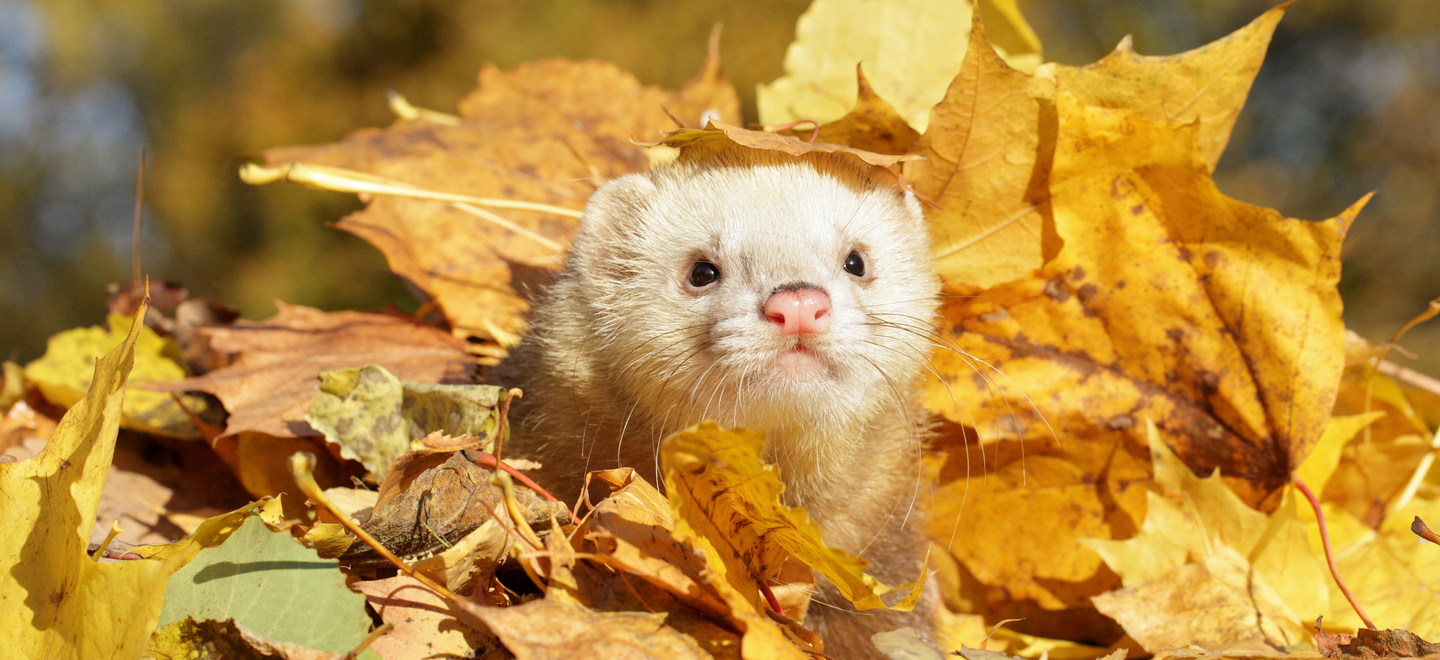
[155,513,376,657]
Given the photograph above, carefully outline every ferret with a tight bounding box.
[500,143,941,658]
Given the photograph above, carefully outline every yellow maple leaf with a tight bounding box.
[908,14,1054,289]
[928,90,1362,504]
[1084,421,1330,649]
[23,314,211,439]
[1040,3,1289,173]
[0,302,255,659]
[923,85,1363,612]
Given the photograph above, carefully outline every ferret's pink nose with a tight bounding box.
[764,288,831,335]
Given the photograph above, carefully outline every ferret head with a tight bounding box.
[562,146,938,470]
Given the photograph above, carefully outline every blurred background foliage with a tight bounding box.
[4,0,1439,377]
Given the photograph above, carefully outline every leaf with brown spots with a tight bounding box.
[923,91,1365,618]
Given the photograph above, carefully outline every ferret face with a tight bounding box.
[566,150,939,448]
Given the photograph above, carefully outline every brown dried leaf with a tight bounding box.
[342,450,557,572]
[155,302,475,442]
[1315,625,1440,660]
[259,53,739,345]
[649,119,921,169]
[461,589,714,660]
[579,468,730,620]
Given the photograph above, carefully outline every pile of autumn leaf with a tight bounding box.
[4,0,1440,658]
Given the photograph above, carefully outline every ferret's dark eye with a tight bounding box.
[844,251,865,277]
[689,261,720,288]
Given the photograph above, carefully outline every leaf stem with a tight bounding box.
[759,579,785,617]
[1413,517,1440,547]
[345,623,393,660]
[1294,476,1376,630]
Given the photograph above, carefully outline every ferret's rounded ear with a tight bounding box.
[577,173,657,239]
[569,173,657,268]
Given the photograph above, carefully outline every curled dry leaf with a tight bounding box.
[578,467,731,621]
[341,448,563,577]
[254,51,740,346]
[1315,622,1440,660]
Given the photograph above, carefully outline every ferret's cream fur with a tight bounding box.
[501,144,940,657]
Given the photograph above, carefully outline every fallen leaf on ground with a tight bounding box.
[579,467,731,620]
[1084,422,1329,639]
[341,448,560,575]
[25,314,214,439]
[153,512,378,656]
[1092,544,1303,652]
[354,575,505,660]
[0,302,196,659]
[146,617,346,660]
[1316,624,1440,659]
[154,302,475,450]
[460,588,714,660]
